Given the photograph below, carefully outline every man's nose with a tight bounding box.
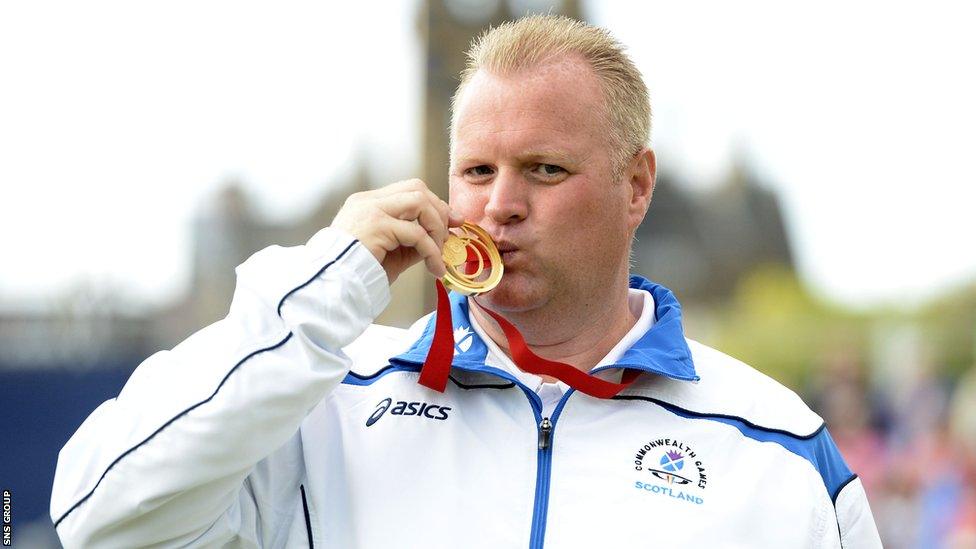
[484,168,528,225]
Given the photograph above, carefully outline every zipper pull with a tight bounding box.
[538,417,552,450]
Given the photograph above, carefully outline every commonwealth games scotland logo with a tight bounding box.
[632,438,707,504]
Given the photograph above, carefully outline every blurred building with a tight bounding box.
[0,0,794,368]
[634,161,794,306]
[156,165,371,345]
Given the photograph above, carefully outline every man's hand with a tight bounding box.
[331,179,464,284]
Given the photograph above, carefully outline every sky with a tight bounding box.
[1,0,974,313]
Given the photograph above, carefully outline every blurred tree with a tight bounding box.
[703,264,976,394]
[708,264,870,389]
[916,281,976,377]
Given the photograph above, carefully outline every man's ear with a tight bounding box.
[627,147,656,230]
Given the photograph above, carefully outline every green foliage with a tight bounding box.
[704,265,976,390]
[916,281,976,377]
[708,264,868,390]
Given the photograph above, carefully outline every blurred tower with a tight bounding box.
[381,0,583,326]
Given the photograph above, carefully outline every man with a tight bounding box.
[51,16,882,548]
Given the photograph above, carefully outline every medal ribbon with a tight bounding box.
[419,280,641,398]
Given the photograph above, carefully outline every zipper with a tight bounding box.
[528,390,574,549]
[538,417,552,450]
[529,415,553,549]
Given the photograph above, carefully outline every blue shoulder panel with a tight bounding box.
[711,418,855,502]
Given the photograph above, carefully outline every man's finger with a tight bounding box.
[377,192,449,248]
[388,219,447,277]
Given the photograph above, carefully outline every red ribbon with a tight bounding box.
[419,280,640,398]
[417,280,456,392]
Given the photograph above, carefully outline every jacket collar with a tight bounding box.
[391,275,698,382]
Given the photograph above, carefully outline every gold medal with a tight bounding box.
[441,222,503,295]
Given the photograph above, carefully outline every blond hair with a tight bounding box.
[451,15,651,176]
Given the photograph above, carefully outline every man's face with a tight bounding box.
[449,56,642,315]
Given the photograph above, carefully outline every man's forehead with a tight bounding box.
[453,61,607,150]
[452,110,594,160]
[458,57,603,114]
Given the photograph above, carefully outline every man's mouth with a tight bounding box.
[494,240,519,263]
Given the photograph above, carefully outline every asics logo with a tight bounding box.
[366,398,393,426]
[366,397,452,427]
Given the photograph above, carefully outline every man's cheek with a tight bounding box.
[448,194,485,220]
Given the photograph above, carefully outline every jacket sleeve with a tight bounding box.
[50,227,391,548]
[834,476,883,548]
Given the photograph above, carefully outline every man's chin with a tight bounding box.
[474,277,544,314]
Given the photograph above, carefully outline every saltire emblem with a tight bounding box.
[648,450,693,485]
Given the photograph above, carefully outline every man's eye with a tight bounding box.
[465,165,494,177]
[535,164,566,176]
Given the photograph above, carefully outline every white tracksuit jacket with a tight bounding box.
[51,228,883,548]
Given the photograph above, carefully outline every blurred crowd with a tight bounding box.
[811,352,976,547]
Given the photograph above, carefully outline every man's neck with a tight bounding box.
[469,280,639,378]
